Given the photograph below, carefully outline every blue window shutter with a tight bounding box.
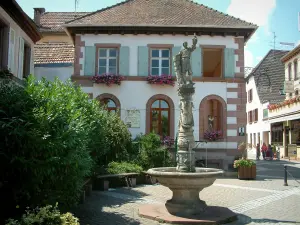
[224,48,235,78]
[84,46,96,76]
[172,46,181,76]
[119,46,129,76]
[138,46,148,76]
[191,47,202,76]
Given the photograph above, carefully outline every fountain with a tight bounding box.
[139,34,237,224]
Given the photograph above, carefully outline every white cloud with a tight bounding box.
[227,0,276,28]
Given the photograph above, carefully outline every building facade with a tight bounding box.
[268,46,300,159]
[33,8,87,81]
[246,50,288,157]
[62,0,257,169]
[0,1,41,79]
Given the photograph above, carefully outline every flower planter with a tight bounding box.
[238,165,256,180]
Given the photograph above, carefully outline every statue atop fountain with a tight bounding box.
[174,33,197,172]
[140,35,235,224]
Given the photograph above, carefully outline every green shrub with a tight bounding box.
[135,133,174,170]
[107,162,143,174]
[0,76,132,222]
[6,204,79,225]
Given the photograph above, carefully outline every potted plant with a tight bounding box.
[233,158,256,179]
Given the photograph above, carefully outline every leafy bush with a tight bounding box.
[6,204,79,225]
[0,76,132,222]
[107,162,143,174]
[0,77,93,215]
[135,133,174,170]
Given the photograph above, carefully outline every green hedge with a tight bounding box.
[107,162,143,174]
[0,75,131,222]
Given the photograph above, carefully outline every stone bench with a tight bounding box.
[95,173,139,191]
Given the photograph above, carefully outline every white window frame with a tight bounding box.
[97,48,118,75]
[150,49,170,76]
[8,28,15,74]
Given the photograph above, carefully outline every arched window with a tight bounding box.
[100,98,117,113]
[96,93,121,116]
[150,100,170,136]
[199,95,227,140]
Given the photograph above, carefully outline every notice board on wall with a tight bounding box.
[126,110,140,128]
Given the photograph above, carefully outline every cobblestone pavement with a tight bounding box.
[72,160,300,225]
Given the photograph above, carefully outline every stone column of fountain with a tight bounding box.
[174,36,197,172]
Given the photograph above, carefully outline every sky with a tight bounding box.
[17,0,300,69]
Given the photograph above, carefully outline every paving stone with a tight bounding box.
[71,161,300,225]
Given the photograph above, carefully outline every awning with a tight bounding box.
[267,113,300,124]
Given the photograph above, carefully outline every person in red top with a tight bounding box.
[261,143,268,160]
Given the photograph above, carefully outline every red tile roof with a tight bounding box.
[66,0,257,29]
[40,12,90,32]
[34,42,74,64]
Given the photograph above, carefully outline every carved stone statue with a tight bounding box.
[178,99,194,129]
[175,34,198,173]
[208,115,214,130]
[174,33,198,86]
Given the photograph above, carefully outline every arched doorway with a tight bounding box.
[199,95,227,140]
[146,94,175,138]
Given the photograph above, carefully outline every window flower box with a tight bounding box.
[92,73,125,86]
[147,75,175,86]
[268,96,300,111]
[203,130,222,142]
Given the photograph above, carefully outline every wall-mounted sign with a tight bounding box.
[126,110,140,128]
[284,81,294,93]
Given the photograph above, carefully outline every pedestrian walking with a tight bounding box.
[261,143,267,160]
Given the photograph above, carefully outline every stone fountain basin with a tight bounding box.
[146,167,224,216]
[147,167,223,187]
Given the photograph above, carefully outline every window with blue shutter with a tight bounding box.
[84,46,96,76]
[138,46,148,76]
[191,47,202,76]
[150,49,170,75]
[119,46,129,75]
[172,46,181,76]
[224,48,235,78]
[97,48,118,74]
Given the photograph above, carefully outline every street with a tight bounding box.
[72,159,300,225]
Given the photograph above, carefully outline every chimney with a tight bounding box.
[33,8,45,26]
